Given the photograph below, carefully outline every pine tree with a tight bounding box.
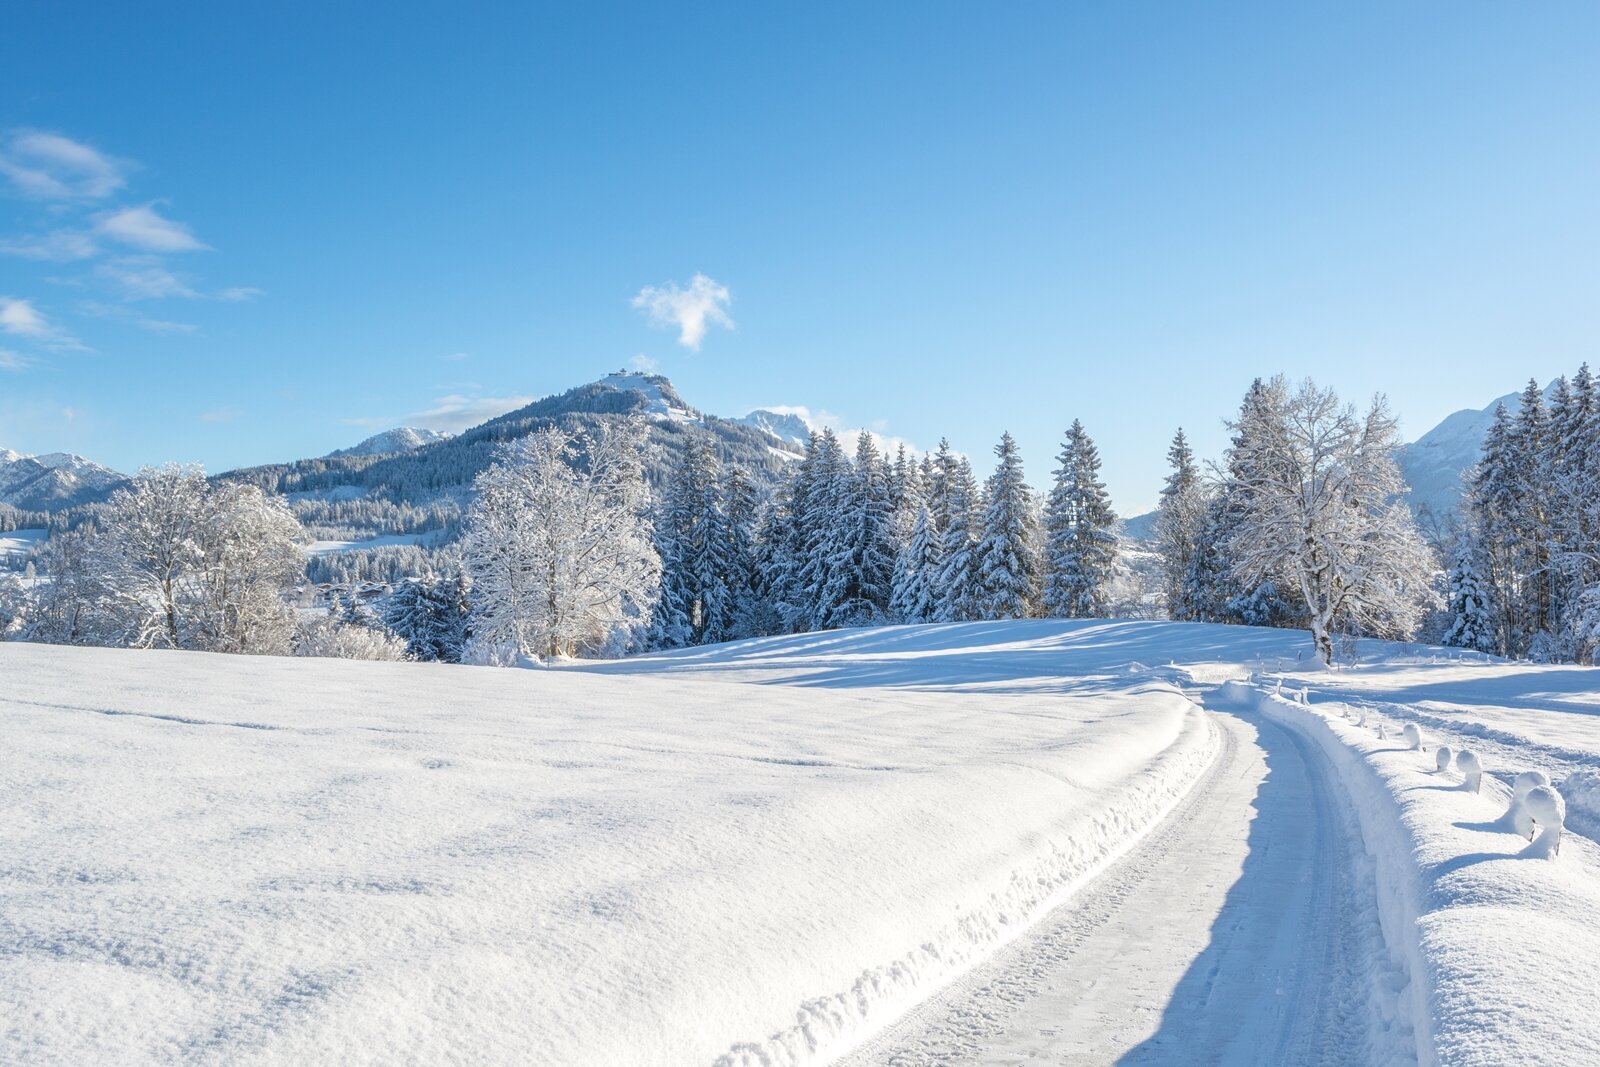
[795,429,852,630]
[821,433,896,627]
[1153,428,1207,620]
[1041,420,1119,618]
[889,505,940,622]
[721,464,763,638]
[1510,379,1552,645]
[651,434,733,645]
[975,432,1038,620]
[933,457,982,622]
[383,573,470,662]
[1469,402,1520,655]
[1442,541,1497,654]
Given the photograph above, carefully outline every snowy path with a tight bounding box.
[840,700,1402,1067]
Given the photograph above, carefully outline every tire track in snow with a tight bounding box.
[837,705,1406,1067]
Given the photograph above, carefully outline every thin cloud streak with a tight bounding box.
[0,130,127,199]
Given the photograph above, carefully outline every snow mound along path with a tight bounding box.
[3,621,1222,1067]
[1232,680,1600,1067]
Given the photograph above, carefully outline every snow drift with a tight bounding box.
[1244,681,1600,1066]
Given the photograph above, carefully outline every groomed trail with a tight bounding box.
[839,690,1407,1067]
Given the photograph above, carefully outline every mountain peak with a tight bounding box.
[330,427,452,458]
[592,370,700,423]
[0,448,126,511]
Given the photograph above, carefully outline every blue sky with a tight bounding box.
[2,3,1597,513]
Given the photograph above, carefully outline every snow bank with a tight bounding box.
[1,623,1218,1066]
[1250,684,1600,1066]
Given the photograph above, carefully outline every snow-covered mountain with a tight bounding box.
[0,449,126,512]
[329,427,452,458]
[223,372,811,520]
[738,408,813,448]
[1394,388,1528,522]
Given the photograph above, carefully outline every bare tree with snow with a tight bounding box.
[1223,377,1437,665]
[464,420,660,660]
[95,466,304,654]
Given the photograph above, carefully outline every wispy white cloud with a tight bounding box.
[0,347,33,371]
[442,351,469,362]
[79,300,198,334]
[631,273,733,350]
[0,229,100,262]
[95,260,199,300]
[0,130,127,199]
[0,296,52,337]
[630,353,658,372]
[0,295,85,350]
[217,286,264,302]
[96,203,208,253]
[199,407,239,423]
[405,393,534,433]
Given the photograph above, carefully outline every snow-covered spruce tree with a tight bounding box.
[651,434,734,645]
[925,438,958,543]
[721,464,764,639]
[1510,379,1553,646]
[382,572,470,662]
[889,504,941,622]
[1223,377,1438,665]
[819,433,896,627]
[793,429,853,631]
[747,481,797,637]
[94,466,303,654]
[1040,420,1118,618]
[761,433,822,632]
[975,432,1039,620]
[463,419,660,661]
[933,456,982,622]
[1467,402,1520,655]
[1544,367,1599,656]
[1442,539,1497,654]
[1153,428,1208,620]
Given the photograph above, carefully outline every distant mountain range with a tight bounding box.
[4,373,1522,546]
[0,449,126,512]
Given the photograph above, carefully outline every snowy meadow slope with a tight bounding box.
[7,620,1600,1066]
[4,622,1216,1066]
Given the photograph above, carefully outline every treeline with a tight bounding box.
[13,371,1570,669]
[1442,366,1600,663]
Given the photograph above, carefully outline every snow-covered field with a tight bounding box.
[0,527,45,559]
[304,532,437,555]
[5,620,1599,1065]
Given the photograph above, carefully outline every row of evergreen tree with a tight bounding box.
[1444,367,1600,663]
[640,422,1120,652]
